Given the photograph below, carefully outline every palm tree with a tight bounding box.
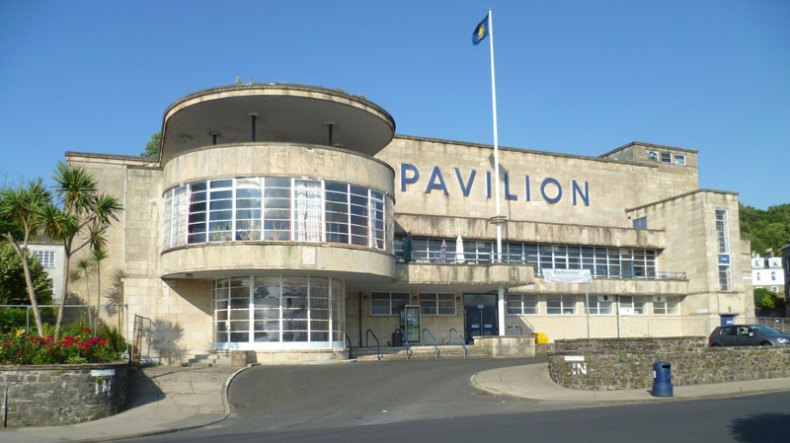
[90,246,108,330]
[41,162,122,339]
[105,268,125,331]
[71,258,94,327]
[0,180,52,336]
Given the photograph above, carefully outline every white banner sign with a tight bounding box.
[543,269,592,284]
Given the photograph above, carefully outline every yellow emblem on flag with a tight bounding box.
[472,14,489,45]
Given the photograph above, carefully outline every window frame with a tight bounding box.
[419,293,456,316]
[653,296,680,315]
[506,293,539,315]
[370,292,410,316]
[619,295,646,315]
[547,295,576,315]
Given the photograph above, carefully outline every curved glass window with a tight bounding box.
[213,275,345,349]
[163,177,388,251]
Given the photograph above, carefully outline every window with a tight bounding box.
[661,152,672,163]
[715,210,729,253]
[371,292,409,316]
[208,179,234,242]
[506,294,539,315]
[32,250,55,268]
[585,295,614,315]
[293,179,322,242]
[653,296,679,315]
[465,240,493,264]
[188,182,208,243]
[647,151,658,162]
[619,296,645,315]
[214,275,345,345]
[771,271,777,281]
[771,286,779,293]
[370,191,386,249]
[264,177,291,241]
[166,177,388,250]
[419,293,456,315]
[547,295,576,315]
[674,155,686,166]
[719,265,731,291]
[632,217,648,230]
[235,178,262,241]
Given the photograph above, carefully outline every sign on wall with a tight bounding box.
[543,269,592,284]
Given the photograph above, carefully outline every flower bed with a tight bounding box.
[0,328,116,365]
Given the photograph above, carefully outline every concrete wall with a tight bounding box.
[627,191,752,328]
[0,362,129,427]
[163,143,395,196]
[377,137,699,228]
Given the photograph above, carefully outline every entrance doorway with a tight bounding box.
[463,293,498,343]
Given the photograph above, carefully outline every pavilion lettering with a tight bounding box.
[400,163,590,206]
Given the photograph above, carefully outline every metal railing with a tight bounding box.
[448,328,467,358]
[755,317,790,334]
[131,314,155,365]
[422,328,439,359]
[365,329,381,361]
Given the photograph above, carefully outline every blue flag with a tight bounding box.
[472,14,489,45]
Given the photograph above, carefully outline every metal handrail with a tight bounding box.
[448,327,467,358]
[345,334,352,349]
[365,329,381,361]
[422,328,439,359]
[395,328,412,360]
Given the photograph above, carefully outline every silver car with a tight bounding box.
[708,324,790,347]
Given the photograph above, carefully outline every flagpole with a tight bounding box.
[486,9,506,337]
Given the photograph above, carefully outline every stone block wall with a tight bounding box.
[0,362,129,427]
[549,338,790,391]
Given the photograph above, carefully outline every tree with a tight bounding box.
[740,203,790,254]
[105,268,125,331]
[754,287,785,311]
[71,257,94,326]
[0,180,53,336]
[90,246,108,330]
[40,162,122,339]
[0,241,52,306]
[141,131,161,159]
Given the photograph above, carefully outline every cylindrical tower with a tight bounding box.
[158,84,396,353]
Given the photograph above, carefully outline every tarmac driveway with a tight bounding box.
[227,357,549,432]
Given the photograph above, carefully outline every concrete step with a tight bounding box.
[352,345,491,361]
[186,352,232,367]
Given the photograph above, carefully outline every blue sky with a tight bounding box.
[1,0,788,209]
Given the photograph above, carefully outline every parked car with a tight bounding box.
[708,324,790,347]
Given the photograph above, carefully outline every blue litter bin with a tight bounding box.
[651,361,673,397]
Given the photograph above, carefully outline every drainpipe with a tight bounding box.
[358,292,363,347]
[249,113,259,141]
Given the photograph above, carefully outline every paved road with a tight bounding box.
[227,357,552,430]
[122,358,790,442]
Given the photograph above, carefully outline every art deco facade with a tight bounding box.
[65,84,753,361]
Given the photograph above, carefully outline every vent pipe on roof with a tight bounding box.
[325,121,335,146]
[249,113,259,141]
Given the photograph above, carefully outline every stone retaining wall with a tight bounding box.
[549,338,790,391]
[0,362,129,427]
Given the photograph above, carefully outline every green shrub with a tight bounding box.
[0,308,27,333]
[97,323,127,354]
